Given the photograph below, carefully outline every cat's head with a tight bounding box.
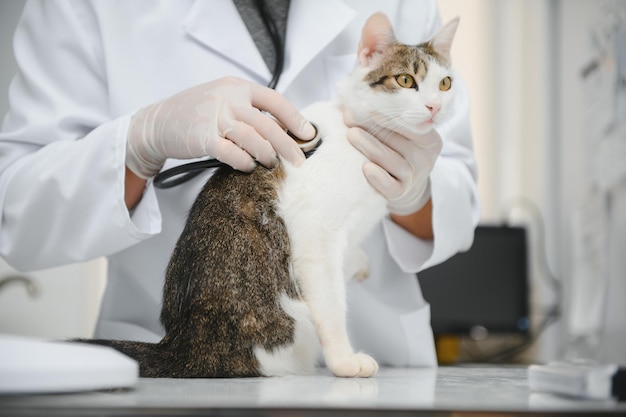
[340,13,460,135]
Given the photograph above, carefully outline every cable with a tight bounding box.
[501,196,562,296]
[464,303,561,364]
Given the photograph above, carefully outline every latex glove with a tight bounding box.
[346,113,443,216]
[126,77,316,179]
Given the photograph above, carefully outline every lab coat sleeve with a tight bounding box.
[0,0,162,271]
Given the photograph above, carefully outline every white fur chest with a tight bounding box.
[277,101,388,245]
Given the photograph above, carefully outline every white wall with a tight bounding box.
[438,0,552,224]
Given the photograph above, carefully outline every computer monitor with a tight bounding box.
[417,225,530,336]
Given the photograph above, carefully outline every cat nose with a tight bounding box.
[426,104,440,116]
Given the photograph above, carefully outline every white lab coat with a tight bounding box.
[0,0,479,367]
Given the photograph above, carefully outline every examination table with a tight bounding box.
[2,366,625,416]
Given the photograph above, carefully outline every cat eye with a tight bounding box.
[395,74,416,89]
[439,76,453,91]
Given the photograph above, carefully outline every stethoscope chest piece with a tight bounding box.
[290,121,322,153]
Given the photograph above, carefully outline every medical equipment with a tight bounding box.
[153,124,322,188]
[0,334,138,394]
[418,225,530,337]
[529,362,626,401]
[153,0,316,189]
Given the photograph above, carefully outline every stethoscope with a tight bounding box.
[154,0,321,189]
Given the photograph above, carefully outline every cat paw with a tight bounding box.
[329,353,379,378]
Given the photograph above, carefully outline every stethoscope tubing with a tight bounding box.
[153,134,322,189]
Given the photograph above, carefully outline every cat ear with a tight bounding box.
[357,13,396,67]
[429,17,460,62]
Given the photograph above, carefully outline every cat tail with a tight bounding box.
[74,339,171,377]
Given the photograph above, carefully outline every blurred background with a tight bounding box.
[1,0,624,366]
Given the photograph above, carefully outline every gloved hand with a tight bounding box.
[126,77,316,179]
[346,112,443,216]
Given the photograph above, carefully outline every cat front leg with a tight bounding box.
[291,235,378,378]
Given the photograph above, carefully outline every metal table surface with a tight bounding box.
[1,366,625,416]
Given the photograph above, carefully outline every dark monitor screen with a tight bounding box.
[417,225,530,336]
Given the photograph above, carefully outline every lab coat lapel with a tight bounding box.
[183,0,355,90]
[183,0,272,81]
[279,0,356,90]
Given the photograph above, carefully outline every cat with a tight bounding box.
[83,13,459,378]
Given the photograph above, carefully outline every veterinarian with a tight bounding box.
[0,0,479,367]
